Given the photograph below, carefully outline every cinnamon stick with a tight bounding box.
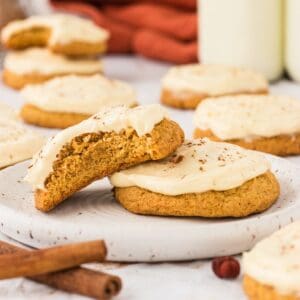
[0,240,107,279]
[0,240,121,299]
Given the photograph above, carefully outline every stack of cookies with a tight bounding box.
[25,104,184,211]
[1,14,109,89]
[24,104,280,219]
[0,16,297,297]
[1,14,143,130]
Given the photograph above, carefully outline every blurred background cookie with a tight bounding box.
[160,64,268,109]
[1,14,109,56]
[0,119,44,169]
[194,95,300,156]
[3,48,103,89]
[0,101,19,121]
[20,74,138,128]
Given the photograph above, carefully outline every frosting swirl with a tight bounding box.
[110,139,270,195]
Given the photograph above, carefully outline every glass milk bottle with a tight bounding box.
[285,0,300,82]
[199,0,283,81]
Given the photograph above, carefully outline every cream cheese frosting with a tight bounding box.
[1,14,109,45]
[21,75,137,114]
[0,119,44,168]
[4,48,103,75]
[194,95,300,140]
[161,64,268,96]
[110,139,270,195]
[25,104,168,189]
[243,221,300,297]
[0,102,19,121]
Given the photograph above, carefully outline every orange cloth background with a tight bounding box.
[50,0,198,63]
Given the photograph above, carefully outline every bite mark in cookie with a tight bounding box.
[25,105,184,212]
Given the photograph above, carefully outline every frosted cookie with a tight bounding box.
[161,64,268,109]
[3,48,103,89]
[20,75,138,128]
[110,139,279,217]
[1,14,109,56]
[194,95,300,156]
[0,102,18,121]
[243,221,300,300]
[0,119,44,169]
[25,105,184,212]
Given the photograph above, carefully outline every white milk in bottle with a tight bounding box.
[285,0,300,82]
[199,0,283,81]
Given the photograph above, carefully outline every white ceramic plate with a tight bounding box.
[0,155,299,262]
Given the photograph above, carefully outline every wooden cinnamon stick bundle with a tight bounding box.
[0,240,122,299]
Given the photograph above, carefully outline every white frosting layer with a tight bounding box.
[110,139,270,195]
[4,48,103,75]
[0,102,19,121]
[194,95,300,140]
[21,75,137,115]
[161,64,268,96]
[243,221,300,297]
[0,120,44,168]
[25,105,168,189]
[1,14,109,46]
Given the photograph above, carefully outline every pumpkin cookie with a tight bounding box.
[110,139,279,217]
[243,221,300,300]
[1,14,109,56]
[194,95,300,156]
[0,119,44,169]
[3,48,103,89]
[161,64,268,109]
[24,105,184,212]
[20,74,138,128]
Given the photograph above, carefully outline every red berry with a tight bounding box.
[212,256,240,279]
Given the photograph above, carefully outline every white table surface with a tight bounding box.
[0,55,299,300]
